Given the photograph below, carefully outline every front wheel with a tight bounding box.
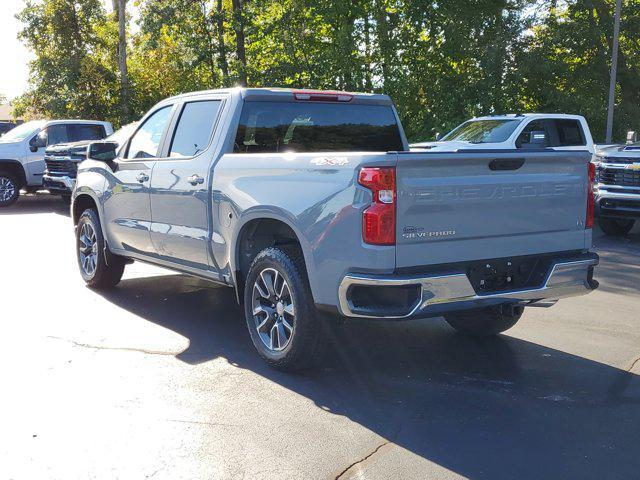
[76,208,125,288]
[0,171,20,207]
[244,246,327,371]
[445,305,524,336]
[598,217,635,236]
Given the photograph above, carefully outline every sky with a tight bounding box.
[0,0,137,102]
[0,0,32,101]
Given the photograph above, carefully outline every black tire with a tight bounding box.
[598,217,635,236]
[0,171,20,207]
[76,208,125,288]
[445,305,524,336]
[243,246,327,371]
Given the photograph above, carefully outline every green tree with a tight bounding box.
[516,0,640,141]
[14,0,120,124]
[14,0,640,141]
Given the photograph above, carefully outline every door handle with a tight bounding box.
[188,174,204,186]
[136,172,149,183]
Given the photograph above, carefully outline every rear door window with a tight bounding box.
[234,101,404,153]
[169,100,222,157]
[553,119,585,146]
[67,124,106,142]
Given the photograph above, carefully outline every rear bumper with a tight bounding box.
[595,188,640,219]
[338,253,599,319]
[43,174,75,193]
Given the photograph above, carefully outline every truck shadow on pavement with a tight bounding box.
[98,274,640,480]
[0,194,70,217]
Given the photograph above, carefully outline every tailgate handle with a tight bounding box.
[489,158,525,171]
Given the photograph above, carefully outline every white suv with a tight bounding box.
[0,119,113,206]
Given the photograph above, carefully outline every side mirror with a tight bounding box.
[627,131,638,144]
[87,141,118,162]
[435,132,442,141]
[29,132,47,150]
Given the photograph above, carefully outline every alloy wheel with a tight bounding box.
[0,176,16,203]
[251,268,295,351]
[78,222,99,277]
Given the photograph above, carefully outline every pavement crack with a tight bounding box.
[166,418,241,428]
[628,354,640,372]
[46,335,178,356]
[335,428,400,480]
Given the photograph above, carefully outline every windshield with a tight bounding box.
[442,119,521,143]
[106,122,138,146]
[0,120,46,143]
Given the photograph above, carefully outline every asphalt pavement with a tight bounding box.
[1,193,639,480]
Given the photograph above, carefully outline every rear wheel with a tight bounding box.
[76,208,125,288]
[244,246,327,371]
[598,217,635,236]
[0,171,20,207]
[445,305,524,336]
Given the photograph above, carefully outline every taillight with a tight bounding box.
[358,167,396,245]
[586,162,595,229]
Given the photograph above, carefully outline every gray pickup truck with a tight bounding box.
[71,88,599,370]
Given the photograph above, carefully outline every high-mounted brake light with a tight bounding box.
[586,162,595,229]
[358,167,396,245]
[293,90,353,102]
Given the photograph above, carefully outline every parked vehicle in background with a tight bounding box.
[0,121,19,136]
[0,119,113,206]
[410,114,595,153]
[72,88,598,370]
[593,139,640,236]
[44,122,137,197]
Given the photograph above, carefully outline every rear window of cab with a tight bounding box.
[234,101,404,153]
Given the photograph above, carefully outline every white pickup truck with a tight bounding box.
[410,114,595,153]
[0,119,113,206]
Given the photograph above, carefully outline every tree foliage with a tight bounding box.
[15,0,120,123]
[14,0,640,140]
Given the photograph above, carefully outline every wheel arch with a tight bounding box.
[72,192,100,225]
[72,189,111,245]
[0,160,27,188]
[231,213,313,305]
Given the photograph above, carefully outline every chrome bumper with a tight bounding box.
[338,256,599,319]
[43,174,75,190]
[596,189,640,201]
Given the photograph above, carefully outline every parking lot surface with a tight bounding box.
[1,194,639,479]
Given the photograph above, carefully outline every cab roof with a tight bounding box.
[470,113,586,121]
[161,87,394,106]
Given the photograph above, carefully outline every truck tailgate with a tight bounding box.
[395,150,592,268]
